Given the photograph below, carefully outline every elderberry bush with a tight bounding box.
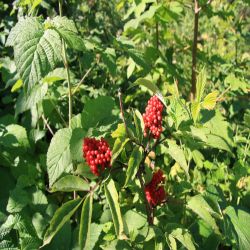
[0,1,249,250]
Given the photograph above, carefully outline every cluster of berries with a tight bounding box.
[82,137,112,176]
[145,170,166,207]
[142,95,163,139]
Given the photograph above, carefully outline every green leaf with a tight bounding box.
[102,48,117,77]
[127,58,136,79]
[167,141,189,179]
[125,146,143,186]
[104,179,125,238]
[51,175,89,192]
[133,109,144,143]
[202,91,218,110]
[15,83,48,115]
[225,206,250,250]
[0,124,30,151]
[129,78,166,107]
[43,198,83,246]
[79,194,93,250]
[195,67,207,103]
[47,128,73,187]
[51,16,85,51]
[70,128,86,162]
[7,188,30,213]
[225,74,247,92]
[11,79,23,92]
[168,227,196,250]
[129,78,159,93]
[191,101,201,123]
[111,123,126,138]
[6,17,62,91]
[187,195,220,235]
[81,96,115,130]
[111,138,130,165]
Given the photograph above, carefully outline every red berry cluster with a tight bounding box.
[143,95,163,139]
[145,170,166,207]
[83,138,112,176]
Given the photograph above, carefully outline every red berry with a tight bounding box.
[143,95,163,139]
[82,137,112,176]
[144,170,166,207]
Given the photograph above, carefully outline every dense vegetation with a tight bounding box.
[0,0,249,249]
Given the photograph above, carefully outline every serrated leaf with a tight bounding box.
[104,179,125,238]
[51,16,85,51]
[191,102,201,123]
[43,198,83,246]
[111,138,130,165]
[47,128,73,187]
[79,194,93,250]
[225,206,250,250]
[202,91,218,110]
[125,146,143,186]
[196,67,207,103]
[167,141,189,179]
[6,17,62,91]
[51,175,89,192]
[15,83,48,115]
[187,195,220,235]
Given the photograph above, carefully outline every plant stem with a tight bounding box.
[190,0,199,101]
[59,0,73,128]
[41,114,54,136]
[59,0,75,200]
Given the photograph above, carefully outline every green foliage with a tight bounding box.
[0,0,249,249]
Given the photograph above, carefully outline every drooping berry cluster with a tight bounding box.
[143,95,163,139]
[145,170,166,207]
[83,138,112,176]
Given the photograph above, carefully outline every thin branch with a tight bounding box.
[41,114,54,136]
[72,63,96,95]
[190,0,199,101]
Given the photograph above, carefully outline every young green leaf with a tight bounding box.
[50,175,89,192]
[195,67,207,103]
[47,128,73,187]
[104,179,125,238]
[128,78,159,93]
[125,146,143,186]
[191,101,201,123]
[79,194,93,250]
[43,198,83,246]
[202,91,218,110]
[111,138,130,165]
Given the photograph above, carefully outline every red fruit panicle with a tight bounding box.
[83,137,112,176]
[143,95,163,139]
[145,170,166,207]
